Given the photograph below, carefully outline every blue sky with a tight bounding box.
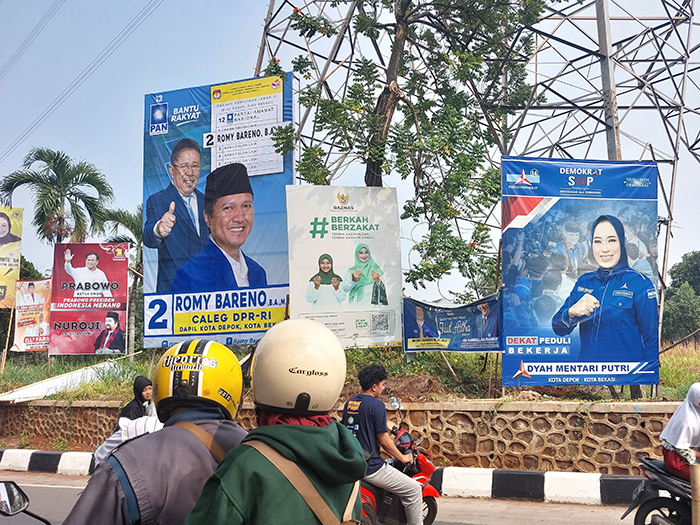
[0,0,269,272]
[1,1,698,300]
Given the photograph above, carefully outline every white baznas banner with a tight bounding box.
[287,186,402,348]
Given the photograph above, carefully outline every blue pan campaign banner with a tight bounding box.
[142,75,293,347]
[501,157,659,386]
[287,186,402,348]
[403,295,500,353]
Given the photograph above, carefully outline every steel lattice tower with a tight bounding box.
[255,0,698,310]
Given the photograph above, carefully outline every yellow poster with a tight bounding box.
[12,278,51,351]
[0,207,22,309]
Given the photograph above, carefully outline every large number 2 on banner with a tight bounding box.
[148,299,168,329]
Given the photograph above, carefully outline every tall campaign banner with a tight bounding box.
[12,279,51,352]
[501,157,659,386]
[142,74,293,347]
[0,207,23,309]
[49,243,129,355]
[403,295,500,353]
[287,186,402,348]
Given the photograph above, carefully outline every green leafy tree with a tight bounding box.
[662,251,700,342]
[272,0,544,298]
[0,147,114,243]
[668,251,700,297]
[19,255,43,280]
[662,282,700,342]
[103,205,143,355]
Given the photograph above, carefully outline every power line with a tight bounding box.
[0,0,66,83]
[0,0,164,166]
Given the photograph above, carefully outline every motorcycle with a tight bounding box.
[0,481,51,524]
[360,397,442,525]
[620,456,691,525]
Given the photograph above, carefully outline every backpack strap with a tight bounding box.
[342,479,360,522]
[244,440,359,525]
[173,421,226,463]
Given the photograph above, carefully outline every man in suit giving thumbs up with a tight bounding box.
[144,138,209,293]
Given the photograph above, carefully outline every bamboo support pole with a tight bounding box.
[0,308,15,375]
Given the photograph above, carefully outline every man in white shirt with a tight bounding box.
[19,282,44,307]
[64,249,112,297]
[170,163,267,293]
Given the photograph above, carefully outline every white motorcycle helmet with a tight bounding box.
[251,319,346,415]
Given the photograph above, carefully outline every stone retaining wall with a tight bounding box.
[0,399,678,474]
[0,401,122,449]
[384,401,678,475]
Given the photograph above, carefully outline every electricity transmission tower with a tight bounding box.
[255,0,699,309]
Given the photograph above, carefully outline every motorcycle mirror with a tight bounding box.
[389,396,402,410]
[0,481,29,516]
[415,436,424,447]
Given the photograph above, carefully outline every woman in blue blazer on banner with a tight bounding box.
[551,214,658,362]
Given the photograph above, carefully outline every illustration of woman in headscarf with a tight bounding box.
[305,254,347,308]
[342,244,388,307]
[0,213,20,246]
[0,211,21,309]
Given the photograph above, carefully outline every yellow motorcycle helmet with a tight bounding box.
[153,339,243,422]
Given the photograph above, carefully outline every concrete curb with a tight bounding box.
[0,449,641,506]
[440,466,641,505]
[0,449,95,476]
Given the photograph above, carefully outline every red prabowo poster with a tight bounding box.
[49,243,129,355]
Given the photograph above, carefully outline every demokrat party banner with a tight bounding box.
[403,295,500,353]
[142,74,293,347]
[49,243,129,355]
[287,186,402,348]
[12,278,51,352]
[0,207,23,309]
[500,156,659,386]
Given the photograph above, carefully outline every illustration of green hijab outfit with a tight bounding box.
[305,254,347,307]
[309,254,343,285]
[344,244,388,306]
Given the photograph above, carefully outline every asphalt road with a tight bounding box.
[434,497,630,525]
[0,472,86,525]
[0,472,633,525]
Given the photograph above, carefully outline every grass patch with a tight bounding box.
[0,341,697,403]
[346,346,502,398]
[51,437,70,452]
[46,358,154,402]
[17,433,30,449]
[659,341,700,391]
[0,350,165,403]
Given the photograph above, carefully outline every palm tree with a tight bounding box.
[0,147,114,243]
[104,205,142,358]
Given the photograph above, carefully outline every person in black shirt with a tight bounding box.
[342,364,422,525]
[117,376,155,429]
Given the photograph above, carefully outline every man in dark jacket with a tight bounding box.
[64,340,248,525]
[170,163,267,293]
[186,319,366,524]
[143,138,209,292]
[93,312,125,354]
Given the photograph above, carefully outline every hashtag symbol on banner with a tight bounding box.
[309,217,329,239]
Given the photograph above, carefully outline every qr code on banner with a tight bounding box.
[370,313,390,335]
